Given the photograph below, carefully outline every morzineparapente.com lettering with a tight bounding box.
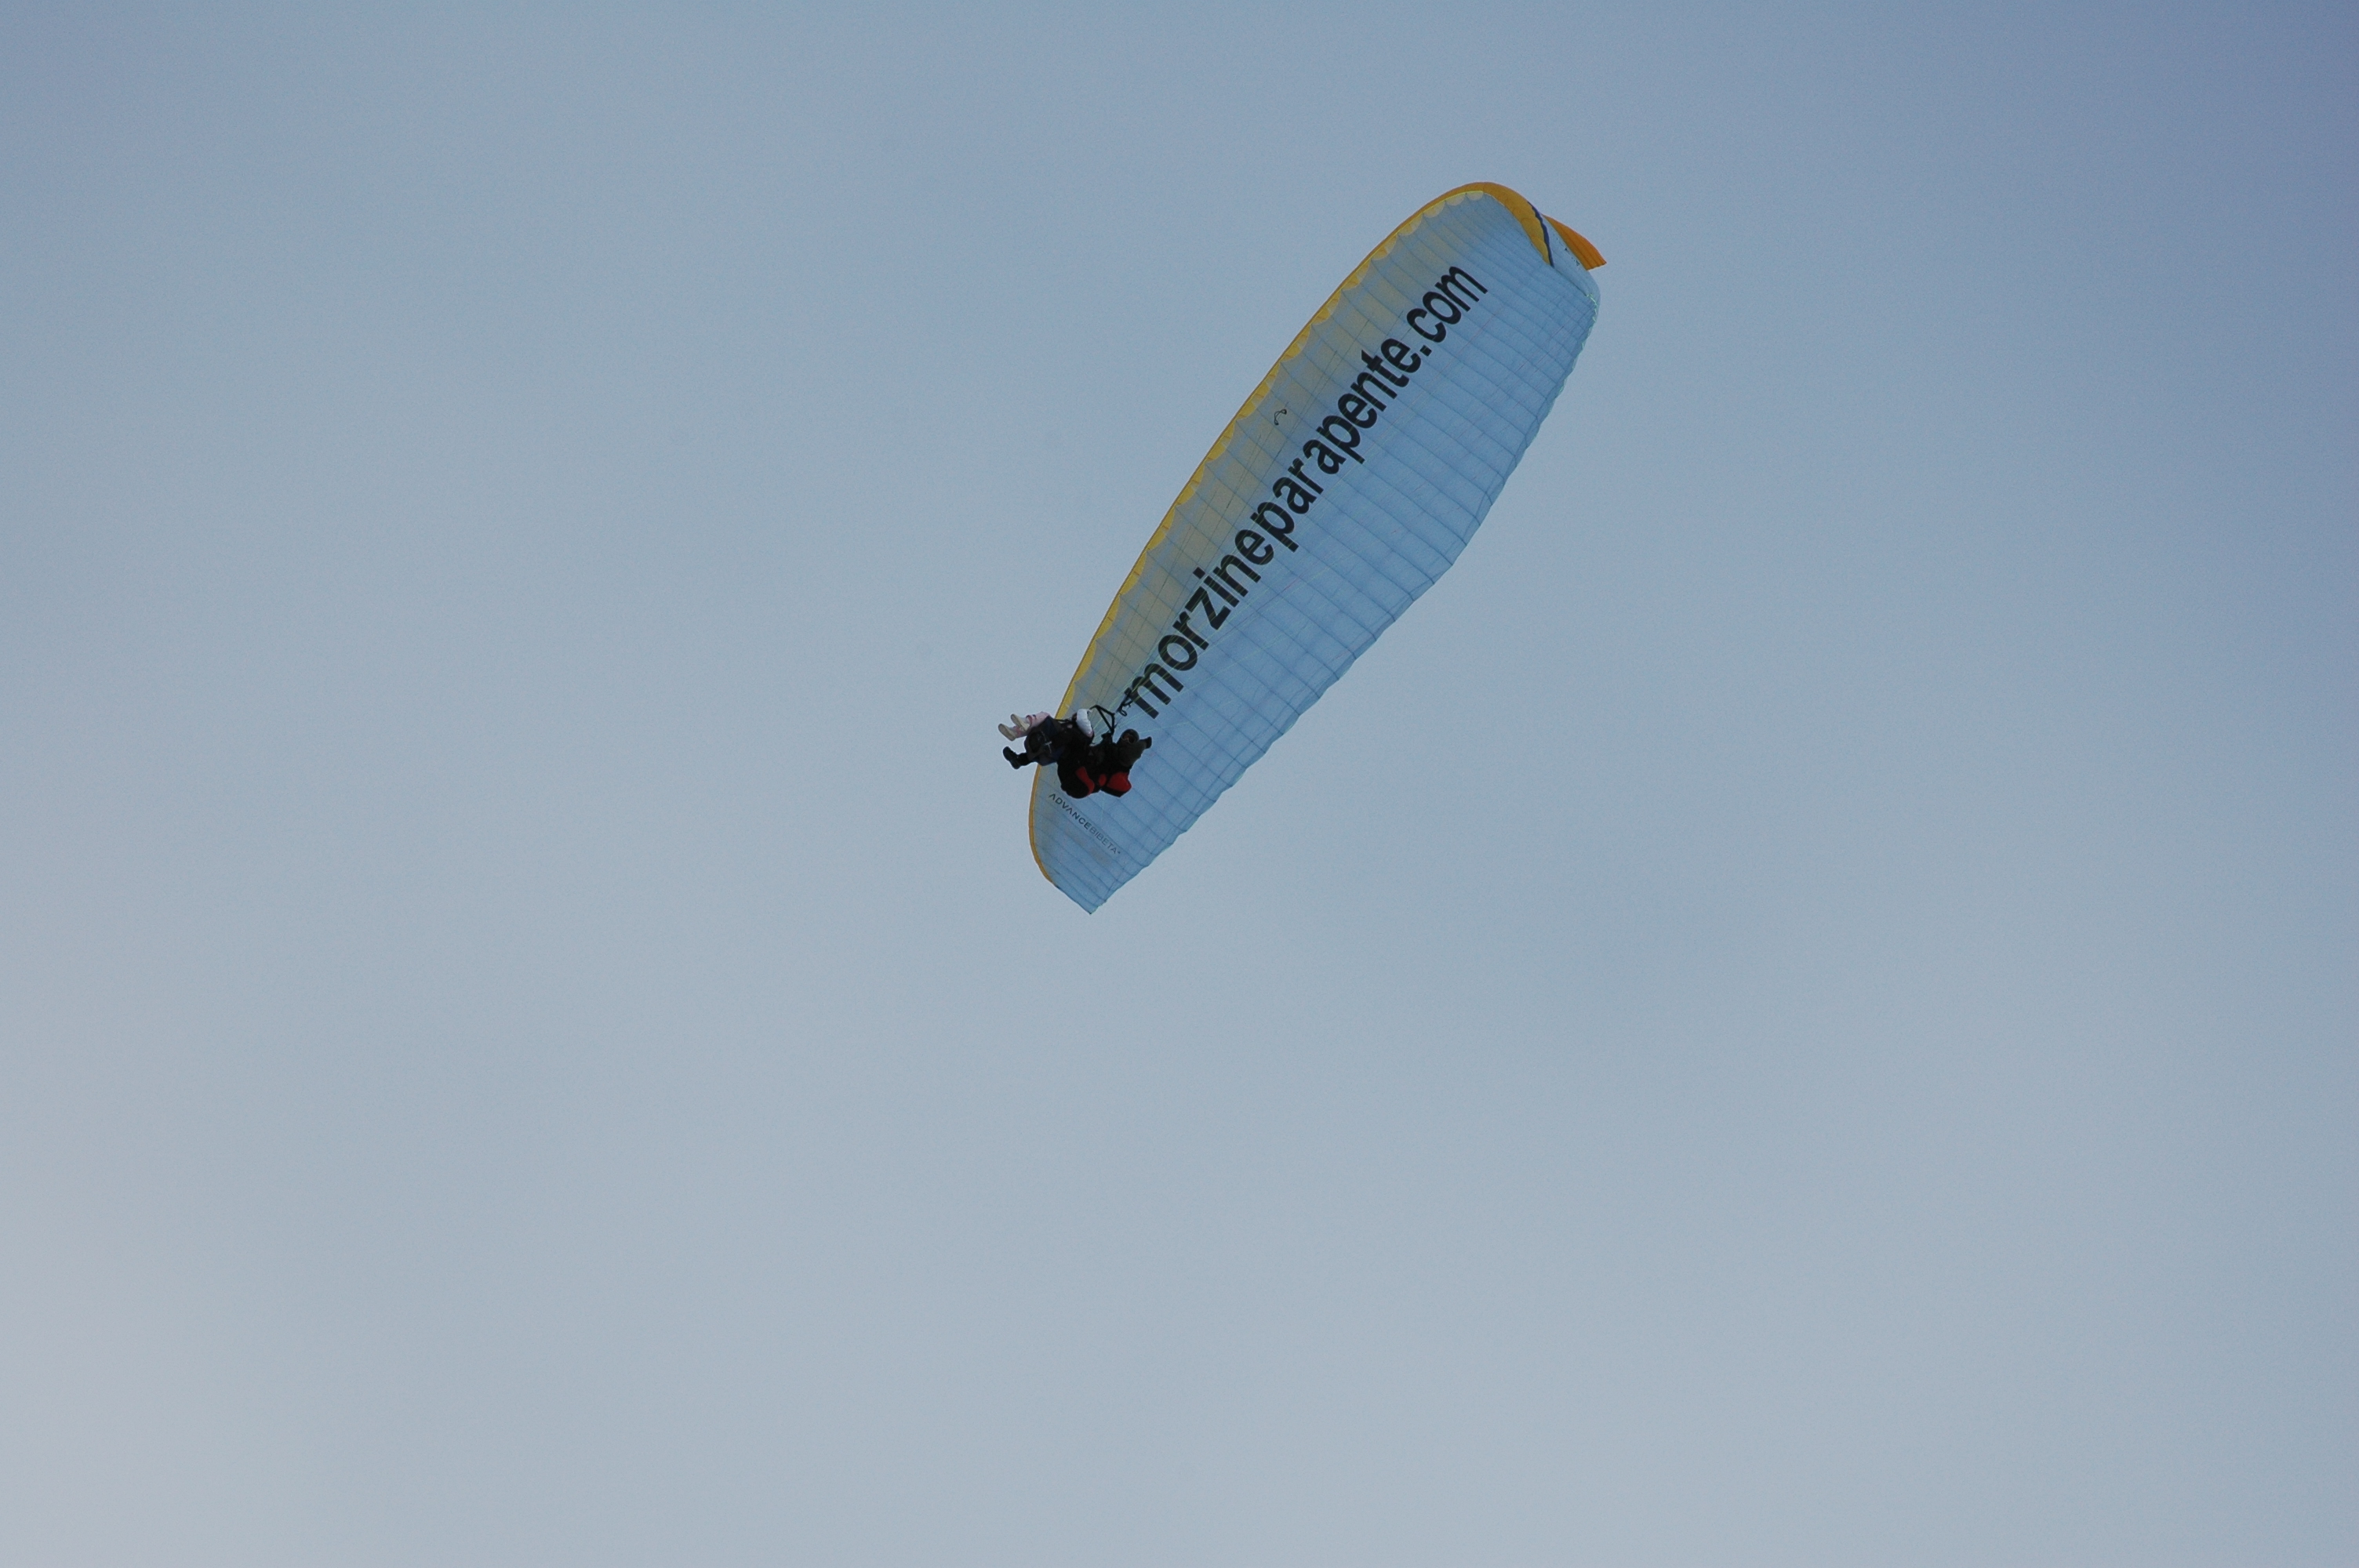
[1112,263,1489,723]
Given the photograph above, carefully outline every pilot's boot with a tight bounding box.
[1004,747,1030,768]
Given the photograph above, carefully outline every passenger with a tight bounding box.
[1000,710,1092,770]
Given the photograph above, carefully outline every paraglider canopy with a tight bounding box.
[1030,183,1604,911]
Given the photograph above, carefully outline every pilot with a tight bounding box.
[1057,728,1152,799]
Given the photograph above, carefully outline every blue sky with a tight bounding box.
[4,6,2352,1563]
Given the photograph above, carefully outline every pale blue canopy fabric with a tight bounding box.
[1030,183,1603,911]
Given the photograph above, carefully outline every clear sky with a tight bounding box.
[3,5,2352,1563]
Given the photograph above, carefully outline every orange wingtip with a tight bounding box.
[1547,217,1605,270]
